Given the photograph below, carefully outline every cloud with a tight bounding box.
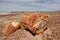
[0,0,60,12]
[18,0,37,1]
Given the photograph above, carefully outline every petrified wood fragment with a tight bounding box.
[20,13,49,35]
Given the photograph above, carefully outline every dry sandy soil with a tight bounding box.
[0,11,60,40]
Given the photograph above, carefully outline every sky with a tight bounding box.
[0,0,60,12]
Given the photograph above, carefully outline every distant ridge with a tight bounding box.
[0,11,60,15]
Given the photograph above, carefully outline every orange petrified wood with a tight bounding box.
[20,13,49,35]
[2,13,49,36]
[2,21,20,36]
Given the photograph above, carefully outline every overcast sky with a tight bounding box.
[0,0,60,12]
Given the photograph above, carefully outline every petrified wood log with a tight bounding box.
[2,13,49,36]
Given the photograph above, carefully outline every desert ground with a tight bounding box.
[0,11,60,40]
